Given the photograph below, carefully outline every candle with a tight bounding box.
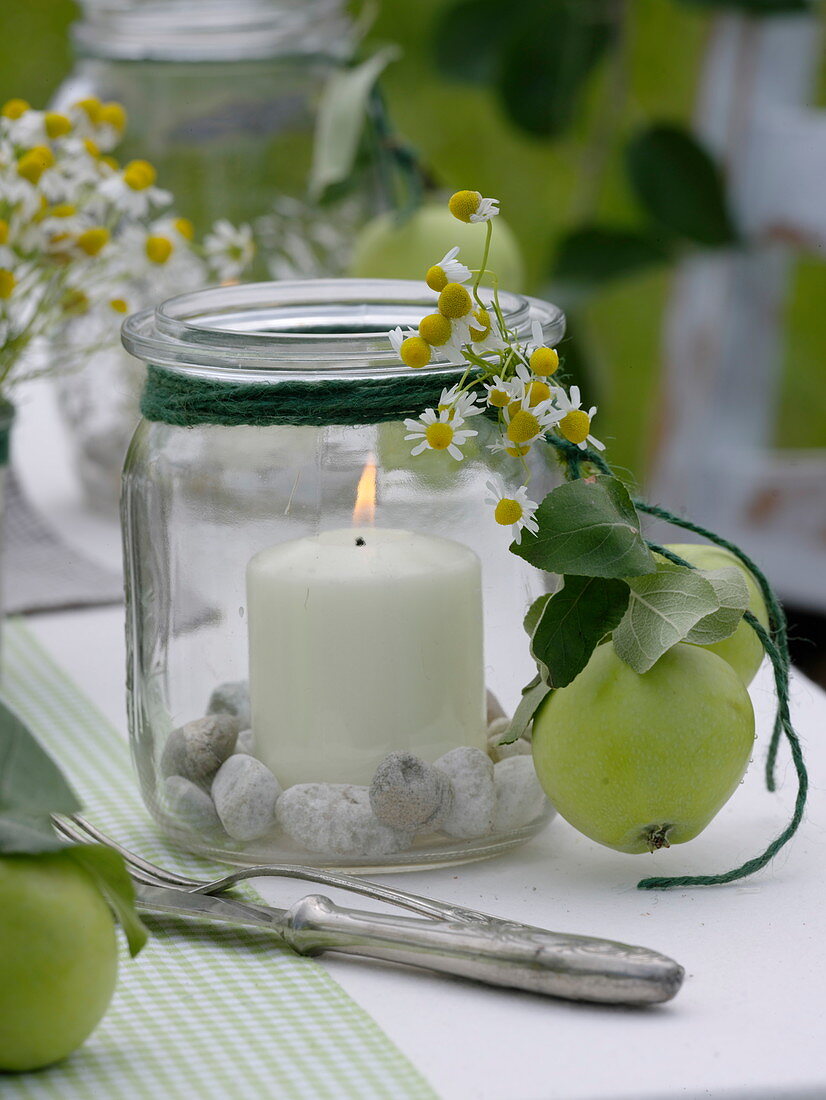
[246,527,486,787]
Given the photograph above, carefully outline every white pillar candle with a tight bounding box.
[246,527,486,787]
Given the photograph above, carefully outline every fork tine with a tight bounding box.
[62,814,203,889]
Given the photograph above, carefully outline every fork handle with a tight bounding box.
[283,895,683,1006]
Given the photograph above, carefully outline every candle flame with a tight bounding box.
[353,458,377,526]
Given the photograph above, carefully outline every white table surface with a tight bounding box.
[12,382,826,1100]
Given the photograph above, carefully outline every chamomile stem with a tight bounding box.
[472,221,493,310]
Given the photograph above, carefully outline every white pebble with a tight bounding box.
[162,776,222,833]
[276,784,413,858]
[486,689,507,724]
[160,714,239,785]
[370,752,453,832]
[487,718,532,762]
[434,747,495,839]
[212,755,282,841]
[234,728,256,756]
[493,756,553,832]
[207,680,251,730]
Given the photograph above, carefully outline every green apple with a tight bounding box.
[532,642,755,854]
[0,853,119,1072]
[348,202,526,292]
[663,543,769,686]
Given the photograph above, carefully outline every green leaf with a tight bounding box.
[553,225,672,287]
[511,476,657,579]
[613,563,721,673]
[0,699,81,818]
[500,676,551,745]
[626,125,739,247]
[677,0,810,12]
[684,567,750,645]
[524,593,553,636]
[497,1,617,138]
[531,576,630,688]
[309,45,400,201]
[67,845,148,958]
[0,813,68,854]
[433,0,516,84]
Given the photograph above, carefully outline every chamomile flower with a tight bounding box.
[485,479,539,543]
[99,159,170,217]
[448,190,500,224]
[502,396,561,449]
[437,384,484,421]
[524,318,559,377]
[485,375,518,409]
[438,281,475,322]
[404,408,478,461]
[203,218,255,281]
[389,325,432,368]
[510,362,556,409]
[425,246,471,292]
[555,386,605,451]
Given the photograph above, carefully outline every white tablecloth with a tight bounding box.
[13,381,826,1100]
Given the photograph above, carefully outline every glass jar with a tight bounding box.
[121,279,565,871]
[52,0,386,513]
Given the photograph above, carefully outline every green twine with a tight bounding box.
[140,364,467,428]
[543,434,808,891]
[0,401,13,466]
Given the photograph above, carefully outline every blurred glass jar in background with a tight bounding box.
[51,0,386,512]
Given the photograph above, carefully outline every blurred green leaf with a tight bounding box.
[676,0,811,13]
[0,699,81,818]
[0,814,68,855]
[433,0,517,84]
[497,0,617,138]
[68,845,148,957]
[554,225,672,286]
[626,124,739,247]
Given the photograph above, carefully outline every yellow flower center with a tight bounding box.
[45,112,72,139]
[419,312,452,347]
[61,289,89,315]
[488,387,510,408]
[2,99,30,120]
[76,227,110,256]
[174,217,195,241]
[506,409,541,444]
[494,499,523,526]
[0,220,8,245]
[17,146,55,184]
[50,203,76,218]
[448,190,481,223]
[0,270,16,299]
[503,443,530,458]
[146,235,174,264]
[99,102,127,132]
[425,265,448,292]
[123,159,157,191]
[75,97,103,124]
[559,409,590,445]
[83,138,101,158]
[438,282,472,319]
[425,422,455,450]
[530,346,559,377]
[109,298,129,314]
[526,380,551,407]
[100,155,119,171]
[400,336,431,369]
[469,307,491,341]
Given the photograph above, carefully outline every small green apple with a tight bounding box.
[532,642,755,854]
[664,543,769,685]
[0,853,119,1072]
[347,202,526,292]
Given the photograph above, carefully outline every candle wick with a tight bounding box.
[355,537,366,547]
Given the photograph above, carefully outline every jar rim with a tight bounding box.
[121,278,566,383]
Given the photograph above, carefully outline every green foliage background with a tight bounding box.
[2,0,824,478]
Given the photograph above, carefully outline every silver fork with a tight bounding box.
[51,813,685,1005]
[51,813,496,925]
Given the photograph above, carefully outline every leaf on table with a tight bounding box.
[67,844,148,958]
[553,225,672,288]
[499,676,551,745]
[625,124,739,247]
[684,567,750,645]
[511,475,656,579]
[309,45,400,200]
[531,575,630,688]
[0,812,69,855]
[613,562,721,673]
[0,699,81,818]
[497,1,617,138]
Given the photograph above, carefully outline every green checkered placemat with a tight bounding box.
[0,620,437,1100]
